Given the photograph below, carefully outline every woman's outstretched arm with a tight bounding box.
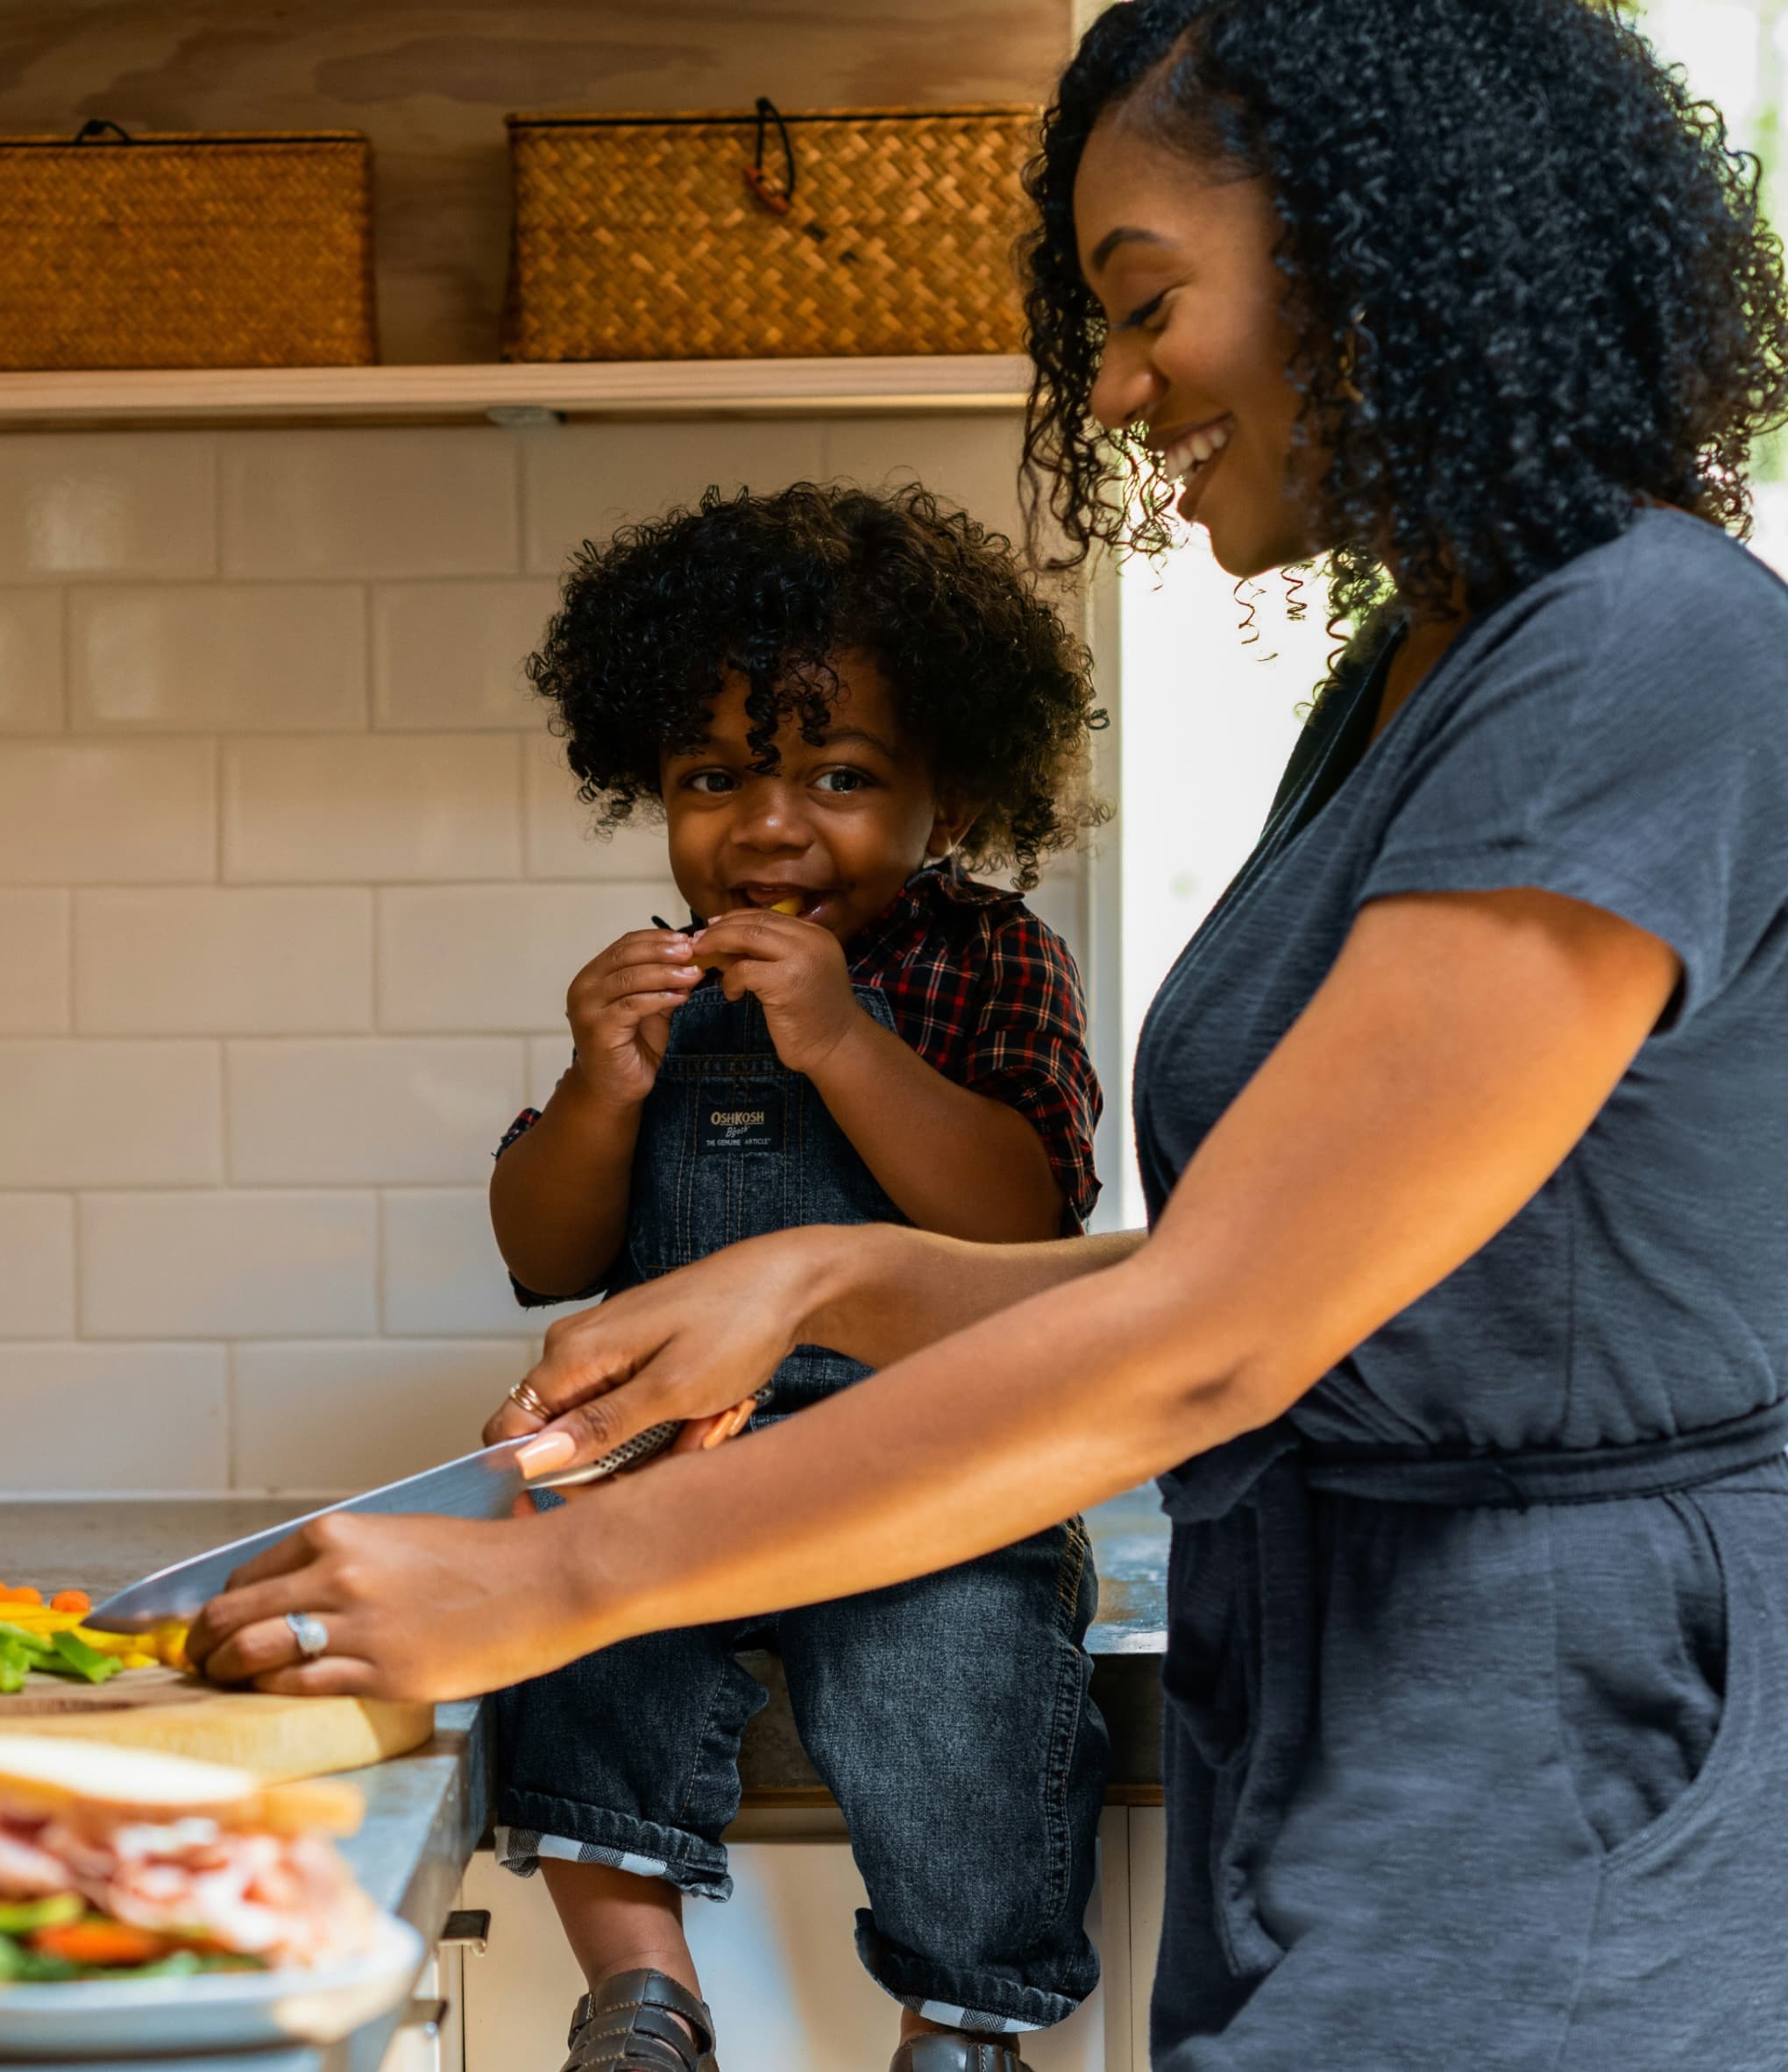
[476,1224,1146,1466]
[188,887,1678,1699]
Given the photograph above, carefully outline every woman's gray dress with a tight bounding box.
[1137,509,1788,2068]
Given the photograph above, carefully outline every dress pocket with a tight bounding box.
[1548,1492,1738,1866]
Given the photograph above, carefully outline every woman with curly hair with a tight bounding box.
[194,4,1788,2065]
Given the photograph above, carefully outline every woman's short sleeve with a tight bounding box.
[1358,516,1788,1026]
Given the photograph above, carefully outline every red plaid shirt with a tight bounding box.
[502,865,1102,1225]
[842,864,1101,1224]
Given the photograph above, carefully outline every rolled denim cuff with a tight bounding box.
[855,1912,1092,2033]
[495,1789,732,1903]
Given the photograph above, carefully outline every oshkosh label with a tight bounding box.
[698,1087,784,1154]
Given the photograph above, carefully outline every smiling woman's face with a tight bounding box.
[1074,115,1317,580]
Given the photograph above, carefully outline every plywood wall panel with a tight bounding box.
[0,0,1074,364]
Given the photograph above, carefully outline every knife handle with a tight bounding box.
[529,1389,772,1490]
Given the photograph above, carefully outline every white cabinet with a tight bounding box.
[457,1806,1166,2071]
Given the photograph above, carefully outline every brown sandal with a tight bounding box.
[889,2036,1032,2072]
[562,1970,719,2072]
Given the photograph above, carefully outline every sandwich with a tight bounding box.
[0,1737,376,1983]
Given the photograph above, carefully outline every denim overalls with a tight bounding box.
[494,983,1111,2035]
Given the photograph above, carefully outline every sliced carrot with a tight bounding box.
[49,1589,90,1614]
[31,1919,175,1966]
[0,1585,43,1605]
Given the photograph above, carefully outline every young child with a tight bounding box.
[488,482,1110,2072]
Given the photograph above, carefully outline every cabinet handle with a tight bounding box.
[439,1908,490,1953]
[401,1997,449,2036]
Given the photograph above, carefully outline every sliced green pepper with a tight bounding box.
[0,1619,53,1657]
[0,1894,83,1935]
[39,1629,121,1684]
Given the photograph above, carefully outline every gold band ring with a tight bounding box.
[507,1379,552,1422]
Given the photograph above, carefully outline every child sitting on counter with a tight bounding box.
[486,480,1111,2072]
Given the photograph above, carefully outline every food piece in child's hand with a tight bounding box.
[770,897,802,915]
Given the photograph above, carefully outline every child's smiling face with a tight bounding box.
[660,655,976,942]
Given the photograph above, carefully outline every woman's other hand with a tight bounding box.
[482,1229,821,1472]
[185,1508,586,1701]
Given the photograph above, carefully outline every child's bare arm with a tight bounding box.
[490,928,702,1295]
[804,1013,1062,1238]
[692,909,1064,1242]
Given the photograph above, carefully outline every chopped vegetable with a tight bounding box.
[0,1930,262,1983]
[30,1919,175,1967]
[39,1631,121,1685]
[770,897,803,915]
[0,1587,187,1693]
[0,1894,82,1935]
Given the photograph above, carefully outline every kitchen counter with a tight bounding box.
[0,1489,1169,2070]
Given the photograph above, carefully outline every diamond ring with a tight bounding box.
[286,1612,330,1661]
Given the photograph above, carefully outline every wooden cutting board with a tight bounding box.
[0,1666,433,1781]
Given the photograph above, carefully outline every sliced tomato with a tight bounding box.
[30,1919,177,1967]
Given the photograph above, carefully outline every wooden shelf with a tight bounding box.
[0,355,1032,430]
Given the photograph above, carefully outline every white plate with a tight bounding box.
[0,1912,423,2060]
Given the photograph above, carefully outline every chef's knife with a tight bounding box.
[83,1422,681,1634]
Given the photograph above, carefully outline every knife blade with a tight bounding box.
[83,1423,682,1633]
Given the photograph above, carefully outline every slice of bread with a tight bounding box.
[0,1735,363,1835]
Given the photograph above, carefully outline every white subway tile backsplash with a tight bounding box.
[378,883,674,1033]
[381,1189,535,1336]
[227,1037,523,1186]
[231,1338,528,1491]
[0,419,1096,1494]
[0,435,216,581]
[0,740,216,884]
[222,430,519,578]
[0,1196,75,1338]
[372,581,559,730]
[81,1191,378,1339]
[223,734,521,883]
[74,889,372,1036]
[0,589,65,731]
[523,420,827,576]
[523,731,675,882]
[0,1342,228,1494]
[822,415,1026,543]
[0,891,70,1034]
[0,1040,221,1188]
[69,585,366,732]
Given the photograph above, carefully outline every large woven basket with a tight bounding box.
[0,120,376,371]
[502,102,1039,362]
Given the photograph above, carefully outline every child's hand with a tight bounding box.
[692,910,862,1075]
[565,927,704,1107]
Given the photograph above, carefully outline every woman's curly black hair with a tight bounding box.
[527,480,1106,891]
[1020,0,1788,655]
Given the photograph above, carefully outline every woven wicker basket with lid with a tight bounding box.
[0,120,376,372]
[502,100,1040,363]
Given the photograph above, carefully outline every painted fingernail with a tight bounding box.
[515,1431,578,1477]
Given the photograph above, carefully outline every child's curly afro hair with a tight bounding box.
[527,479,1106,891]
